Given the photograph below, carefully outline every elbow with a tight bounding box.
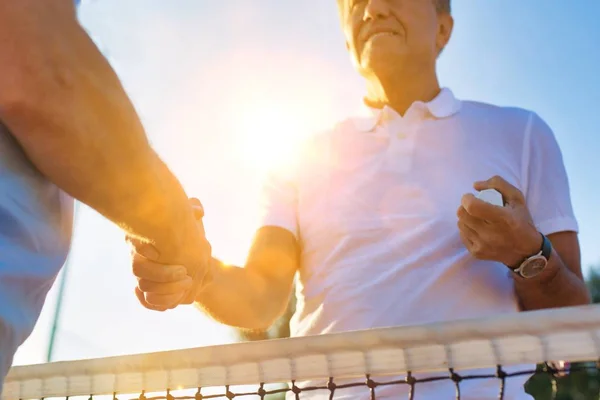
[578,289,592,306]
[0,65,46,112]
[236,290,292,332]
[238,320,275,333]
[0,82,49,142]
[0,84,32,120]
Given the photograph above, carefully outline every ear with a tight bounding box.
[436,13,454,54]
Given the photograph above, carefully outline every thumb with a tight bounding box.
[126,235,161,261]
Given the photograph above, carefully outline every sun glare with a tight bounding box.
[234,102,315,173]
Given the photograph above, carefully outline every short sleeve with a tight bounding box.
[522,112,578,235]
[257,162,299,239]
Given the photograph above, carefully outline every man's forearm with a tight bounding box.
[515,249,590,311]
[0,5,202,264]
[194,259,293,330]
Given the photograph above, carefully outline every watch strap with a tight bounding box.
[511,233,551,278]
[540,233,552,260]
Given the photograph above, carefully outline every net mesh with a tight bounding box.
[4,305,600,400]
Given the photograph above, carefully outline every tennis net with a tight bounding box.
[4,304,600,400]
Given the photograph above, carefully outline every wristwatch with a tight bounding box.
[511,233,552,279]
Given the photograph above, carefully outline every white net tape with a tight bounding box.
[4,305,600,400]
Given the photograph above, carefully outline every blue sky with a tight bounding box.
[13,0,600,366]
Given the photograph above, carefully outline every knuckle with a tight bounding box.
[132,261,143,276]
[459,233,469,246]
[461,197,472,211]
[137,280,155,292]
[505,215,519,228]
[202,242,213,258]
[132,258,153,277]
[145,293,166,306]
[471,243,485,258]
[464,201,477,216]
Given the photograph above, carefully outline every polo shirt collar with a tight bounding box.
[352,87,462,133]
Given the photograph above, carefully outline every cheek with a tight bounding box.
[345,25,363,61]
[396,9,439,49]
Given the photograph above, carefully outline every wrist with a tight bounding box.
[193,257,220,299]
[508,228,544,269]
[513,249,559,285]
[129,158,200,263]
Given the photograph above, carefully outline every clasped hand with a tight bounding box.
[457,176,542,268]
[127,198,211,311]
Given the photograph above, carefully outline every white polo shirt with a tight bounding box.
[260,88,578,399]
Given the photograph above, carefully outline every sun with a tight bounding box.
[233,101,316,174]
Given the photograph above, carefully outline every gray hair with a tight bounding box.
[435,0,451,14]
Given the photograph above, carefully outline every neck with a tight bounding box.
[364,67,441,116]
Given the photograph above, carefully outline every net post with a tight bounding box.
[256,383,266,400]
[290,381,301,400]
[326,377,336,400]
[449,368,462,400]
[365,374,377,400]
[490,337,507,399]
[400,344,415,400]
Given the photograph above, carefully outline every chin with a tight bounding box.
[360,47,406,72]
[360,56,404,79]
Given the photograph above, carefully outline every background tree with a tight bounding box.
[525,264,600,399]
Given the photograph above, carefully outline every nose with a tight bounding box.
[363,0,391,21]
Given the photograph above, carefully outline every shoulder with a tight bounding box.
[460,100,533,124]
[459,100,556,142]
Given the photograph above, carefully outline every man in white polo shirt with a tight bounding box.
[129,0,590,398]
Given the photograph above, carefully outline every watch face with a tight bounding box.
[521,256,548,278]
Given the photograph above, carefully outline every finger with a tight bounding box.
[474,175,525,204]
[178,286,199,305]
[132,253,188,282]
[135,287,167,312]
[138,277,193,294]
[457,206,488,229]
[459,230,474,248]
[461,193,505,222]
[457,219,478,242]
[190,198,204,219]
[180,292,196,305]
[144,292,184,308]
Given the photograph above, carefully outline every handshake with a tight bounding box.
[127,198,212,312]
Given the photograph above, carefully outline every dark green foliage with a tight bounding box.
[525,363,600,400]
[522,265,600,399]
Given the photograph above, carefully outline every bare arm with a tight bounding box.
[133,225,299,328]
[195,226,299,330]
[0,1,205,266]
[515,231,590,311]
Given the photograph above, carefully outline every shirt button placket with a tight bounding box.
[385,120,415,173]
